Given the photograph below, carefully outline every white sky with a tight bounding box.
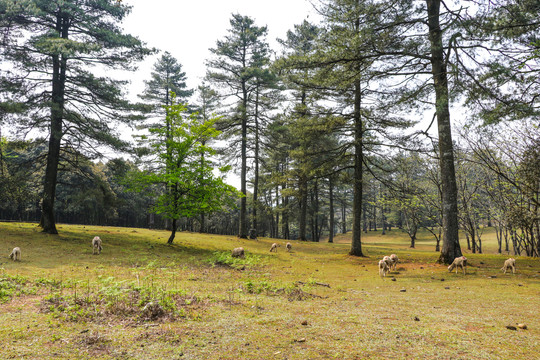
[121,0,318,98]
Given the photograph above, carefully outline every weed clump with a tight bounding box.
[39,279,200,324]
[0,275,36,303]
[209,251,261,270]
[240,278,323,301]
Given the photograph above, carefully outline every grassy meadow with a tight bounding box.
[0,222,539,359]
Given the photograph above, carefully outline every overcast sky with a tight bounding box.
[121,0,319,98]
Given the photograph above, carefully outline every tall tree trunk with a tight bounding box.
[313,180,319,242]
[275,186,280,238]
[362,201,367,233]
[328,177,334,243]
[251,87,261,237]
[40,13,69,234]
[299,176,308,241]
[426,0,462,264]
[239,83,248,238]
[282,182,290,240]
[342,197,347,234]
[350,78,364,256]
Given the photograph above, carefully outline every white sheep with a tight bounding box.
[286,242,292,252]
[378,259,389,277]
[501,258,516,274]
[270,243,279,252]
[231,247,245,258]
[389,254,399,271]
[9,247,21,261]
[92,236,102,255]
[448,256,467,274]
[382,255,393,270]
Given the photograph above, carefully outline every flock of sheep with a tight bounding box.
[7,236,518,277]
[231,241,292,259]
[377,253,517,277]
[378,254,399,277]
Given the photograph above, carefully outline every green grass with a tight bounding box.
[0,222,538,359]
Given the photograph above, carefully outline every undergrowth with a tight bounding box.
[208,250,262,270]
[39,277,199,323]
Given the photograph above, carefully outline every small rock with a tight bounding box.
[301,320,308,326]
[517,324,527,329]
[518,284,523,287]
[391,278,396,281]
[445,286,450,289]
[506,325,517,330]
[440,278,445,282]
[414,316,420,321]
[295,338,306,343]
[400,289,406,292]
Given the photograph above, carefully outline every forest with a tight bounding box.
[0,0,539,260]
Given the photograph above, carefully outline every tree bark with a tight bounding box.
[239,82,248,238]
[167,218,177,244]
[282,182,290,240]
[426,0,462,264]
[251,87,261,237]
[328,177,334,243]
[299,176,308,241]
[40,13,69,234]
[350,78,364,256]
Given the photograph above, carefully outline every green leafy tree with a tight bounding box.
[129,94,240,244]
[0,0,154,234]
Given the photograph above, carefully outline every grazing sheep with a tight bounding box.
[286,242,292,252]
[92,236,102,255]
[270,243,279,252]
[231,247,245,258]
[501,258,516,274]
[9,247,21,261]
[389,254,399,271]
[378,259,389,277]
[382,255,393,270]
[448,256,467,274]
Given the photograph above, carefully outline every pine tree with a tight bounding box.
[206,14,269,238]
[0,0,154,234]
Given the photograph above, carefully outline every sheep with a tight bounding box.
[382,255,393,270]
[378,259,389,277]
[501,258,516,274]
[389,254,399,271]
[270,243,279,252]
[286,242,292,252]
[448,256,467,274]
[92,236,102,255]
[9,247,21,261]
[231,247,245,258]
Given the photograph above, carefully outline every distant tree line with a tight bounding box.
[1,119,538,256]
